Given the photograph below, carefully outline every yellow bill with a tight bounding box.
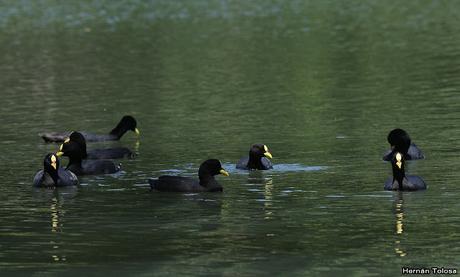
[263,145,273,159]
[50,155,57,170]
[219,169,230,176]
[396,153,402,169]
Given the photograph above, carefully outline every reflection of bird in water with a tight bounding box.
[246,172,274,220]
[393,193,407,257]
[50,195,67,262]
[134,140,140,153]
[33,188,77,262]
[264,179,273,220]
[50,196,61,233]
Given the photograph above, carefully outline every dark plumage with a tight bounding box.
[40,115,140,143]
[69,131,135,159]
[384,152,427,191]
[149,159,229,192]
[382,128,424,161]
[236,144,273,170]
[33,153,79,187]
[57,140,121,175]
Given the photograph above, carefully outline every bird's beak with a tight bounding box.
[219,169,229,176]
[264,151,273,159]
[56,151,64,157]
[135,128,140,136]
[396,153,402,169]
[51,155,57,170]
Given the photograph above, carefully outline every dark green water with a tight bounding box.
[1,1,459,276]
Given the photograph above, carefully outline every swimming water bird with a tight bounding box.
[56,140,121,175]
[384,152,427,191]
[68,131,135,159]
[40,115,140,143]
[236,144,273,170]
[149,159,229,192]
[382,128,424,161]
[33,153,79,187]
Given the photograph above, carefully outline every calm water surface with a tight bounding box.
[1,1,460,276]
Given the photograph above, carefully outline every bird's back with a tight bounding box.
[260,157,273,169]
[87,147,134,159]
[72,160,121,175]
[384,176,427,191]
[236,156,273,170]
[82,132,117,142]
[405,175,427,190]
[406,143,425,160]
[236,157,249,169]
[383,143,424,161]
[33,170,55,187]
[39,132,72,143]
[57,168,79,186]
[149,176,204,192]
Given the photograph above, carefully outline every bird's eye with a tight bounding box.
[264,145,268,152]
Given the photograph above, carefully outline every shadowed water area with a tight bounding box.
[1,1,460,276]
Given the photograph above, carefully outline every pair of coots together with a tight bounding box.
[34,116,139,187]
[149,143,273,192]
[383,128,427,191]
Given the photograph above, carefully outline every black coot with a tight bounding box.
[149,159,229,192]
[56,140,121,175]
[236,144,273,170]
[33,153,79,187]
[68,131,135,159]
[40,115,140,143]
[382,128,424,161]
[384,152,427,191]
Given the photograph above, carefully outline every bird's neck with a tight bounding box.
[80,145,88,159]
[392,165,405,190]
[67,155,83,170]
[109,123,128,138]
[47,170,59,185]
[248,154,263,169]
[394,141,411,156]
